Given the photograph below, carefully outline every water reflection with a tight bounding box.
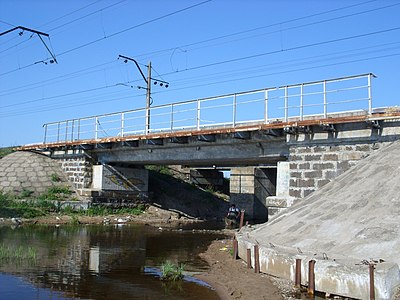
[0,224,224,299]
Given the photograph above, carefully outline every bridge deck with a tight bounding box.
[18,111,400,151]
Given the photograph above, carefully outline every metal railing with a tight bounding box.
[43,73,375,144]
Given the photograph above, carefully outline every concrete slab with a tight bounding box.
[237,140,400,299]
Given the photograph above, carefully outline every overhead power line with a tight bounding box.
[133,0,381,59]
[160,26,400,75]
[56,0,212,57]
[2,51,400,119]
[0,0,212,77]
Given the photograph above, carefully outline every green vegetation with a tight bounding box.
[0,147,14,158]
[50,173,61,182]
[0,190,146,218]
[160,261,184,281]
[38,185,72,200]
[0,244,37,261]
[146,165,172,176]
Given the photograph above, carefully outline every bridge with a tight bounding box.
[18,73,400,220]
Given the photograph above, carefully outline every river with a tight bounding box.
[0,223,226,299]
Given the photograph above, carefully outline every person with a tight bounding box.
[226,203,240,221]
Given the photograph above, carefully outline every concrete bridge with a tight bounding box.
[18,73,400,220]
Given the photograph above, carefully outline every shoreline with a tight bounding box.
[0,213,297,299]
[195,237,298,300]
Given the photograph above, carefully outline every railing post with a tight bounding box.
[170,104,174,132]
[95,117,99,139]
[197,99,201,130]
[284,86,288,122]
[57,123,60,143]
[323,80,327,118]
[300,84,304,121]
[264,89,268,123]
[232,94,237,127]
[43,124,48,144]
[71,120,75,142]
[65,121,69,142]
[121,113,125,137]
[77,119,81,141]
[368,74,373,115]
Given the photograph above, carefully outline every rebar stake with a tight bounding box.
[233,239,238,260]
[369,263,375,300]
[239,210,245,229]
[295,259,302,288]
[247,248,251,269]
[308,260,315,295]
[254,245,260,273]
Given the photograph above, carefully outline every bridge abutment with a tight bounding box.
[230,166,277,221]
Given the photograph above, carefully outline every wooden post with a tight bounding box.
[247,248,251,269]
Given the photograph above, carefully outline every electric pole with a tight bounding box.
[0,26,57,63]
[146,61,151,134]
[118,55,169,134]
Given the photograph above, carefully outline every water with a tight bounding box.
[0,223,226,300]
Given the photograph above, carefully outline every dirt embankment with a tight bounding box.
[196,238,297,300]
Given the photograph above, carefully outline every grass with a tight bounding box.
[50,173,61,182]
[0,147,14,158]
[38,185,72,200]
[161,261,184,281]
[0,244,37,261]
[0,191,146,218]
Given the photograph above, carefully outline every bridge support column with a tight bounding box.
[230,166,277,222]
[90,165,149,206]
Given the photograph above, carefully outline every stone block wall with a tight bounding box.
[57,156,93,190]
[288,143,381,199]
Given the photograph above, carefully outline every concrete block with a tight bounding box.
[313,163,335,170]
[305,154,322,161]
[304,170,322,179]
[303,189,315,197]
[323,154,339,161]
[236,236,400,300]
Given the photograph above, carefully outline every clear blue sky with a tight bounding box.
[1,0,399,147]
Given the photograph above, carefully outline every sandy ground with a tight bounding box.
[195,237,298,300]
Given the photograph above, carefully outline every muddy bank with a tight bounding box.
[0,204,215,227]
[196,238,298,300]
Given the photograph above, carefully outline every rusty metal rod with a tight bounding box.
[247,248,251,269]
[254,245,260,273]
[233,239,238,260]
[239,210,245,229]
[295,258,302,288]
[308,260,315,295]
[369,263,375,300]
